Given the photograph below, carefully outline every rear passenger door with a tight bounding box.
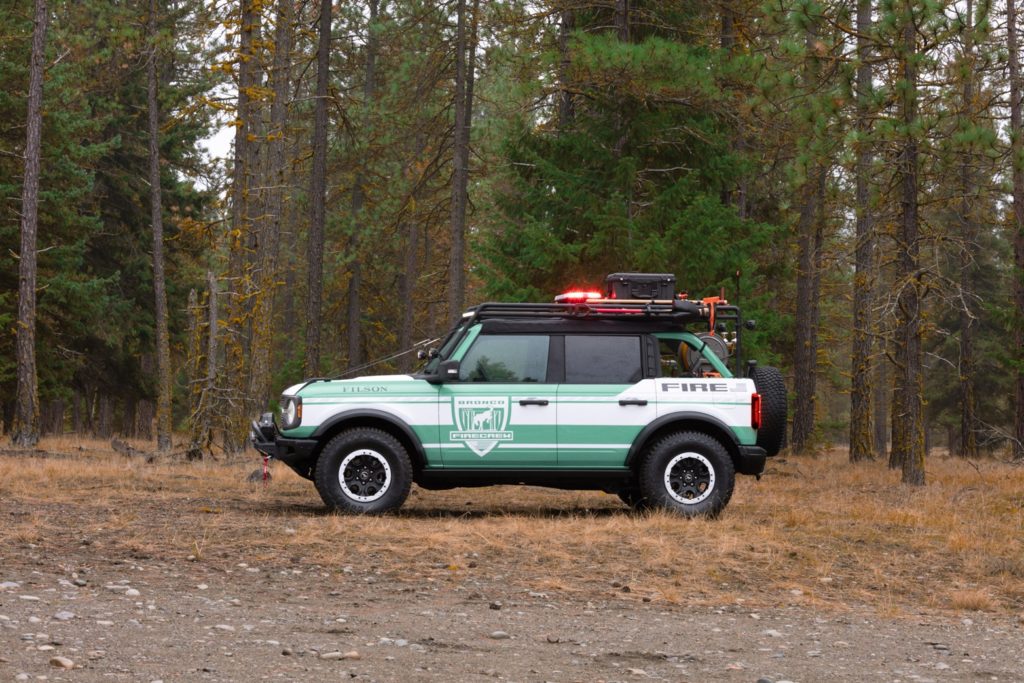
[555,335,658,467]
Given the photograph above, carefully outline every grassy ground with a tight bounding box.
[2,437,1022,617]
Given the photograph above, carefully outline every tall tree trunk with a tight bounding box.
[720,0,735,51]
[72,392,83,433]
[849,0,875,462]
[11,0,48,448]
[447,0,479,323]
[97,395,112,439]
[892,13,926,485]
[148,0,173,451]
[346,0,379,369]
[873,344,889,458]
[791,168,825,454]
[224,0,262,453]
[790,16,826,455]
[958,0,978,458]
[614,0,630,42]
[248,0,293,409]
[305,0,331,378]
[1010,0,1024,460]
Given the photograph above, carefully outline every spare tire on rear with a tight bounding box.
[750,365,787,457]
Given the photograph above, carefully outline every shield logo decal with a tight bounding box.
[449,397,514,457]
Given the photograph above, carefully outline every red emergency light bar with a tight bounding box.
[554,290,603,303]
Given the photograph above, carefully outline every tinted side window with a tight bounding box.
[565,336,642,384]
[459,335,549,382]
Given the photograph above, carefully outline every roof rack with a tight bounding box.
[466,298,729,327]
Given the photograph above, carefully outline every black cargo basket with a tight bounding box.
[605,272,676,300]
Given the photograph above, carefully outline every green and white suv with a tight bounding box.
[251,273,786,517]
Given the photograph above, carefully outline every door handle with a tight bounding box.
[618,398,648,406]
[519,398,550,406]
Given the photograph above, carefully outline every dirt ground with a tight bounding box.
[1,443,1023,682]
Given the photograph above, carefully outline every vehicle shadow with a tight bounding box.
[254,499,633,520]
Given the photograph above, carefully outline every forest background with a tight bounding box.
[2,0,1023,484]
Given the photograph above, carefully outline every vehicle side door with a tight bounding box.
[438,333,558,467]
[555,334,658,467]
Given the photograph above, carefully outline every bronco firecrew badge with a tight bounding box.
[450,397,514,457]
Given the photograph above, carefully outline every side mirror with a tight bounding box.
[416,347,439,361]
[428,359,461,384]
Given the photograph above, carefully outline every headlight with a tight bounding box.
[280,396,302,429]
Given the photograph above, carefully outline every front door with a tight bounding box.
[439,333,558,467]
[556,334,657,467]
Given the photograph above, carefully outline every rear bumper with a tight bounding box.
[250,413,319,480]
[735,444,767,476]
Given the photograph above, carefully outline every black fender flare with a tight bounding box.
[311,408,428,469]
[625,412,742,467]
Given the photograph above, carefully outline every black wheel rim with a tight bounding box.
[338,449,391,502]
[664,452,715,505]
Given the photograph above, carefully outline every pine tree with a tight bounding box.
[848,0,877,463]
[11,0,47,447]
[1011,0,1024,459]
[304,0,331,378]
[148,0,173,451]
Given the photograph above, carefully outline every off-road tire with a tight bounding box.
[314,428,413,514]
[750,365,787,457]
[639,431,735,517]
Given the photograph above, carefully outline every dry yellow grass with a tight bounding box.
[1,438,1022,617]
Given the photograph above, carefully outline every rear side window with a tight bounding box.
[459,335,550,382]
[564,335,643,384]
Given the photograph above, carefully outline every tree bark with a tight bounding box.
[892,13,926,485]
[720,0,735,52]
[223,0,262,453]
[148,0,173,451]
[873,343,889,458]
[447,0,479,323]
[305,0,331,378]
[791,168,825,454]
[614,0,630,42]
[1009,0,1024,460]
[958,0,978,458]
[97,395,112,439]
[247,0,293,409]
[11,0,48,448]
[849,0,875,462]
[346,0,379,369]
[790,16,826,455]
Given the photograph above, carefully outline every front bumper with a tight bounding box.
[250,413,319,480]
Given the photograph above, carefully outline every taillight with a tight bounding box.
[751,393,762,430]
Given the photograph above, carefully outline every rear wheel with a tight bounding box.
[639,431,735,517]
[314,428,413,514]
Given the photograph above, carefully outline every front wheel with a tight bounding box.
[314,428,413,514]
[639,431,735,517]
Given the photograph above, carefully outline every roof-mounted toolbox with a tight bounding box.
[605,272,677,300]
